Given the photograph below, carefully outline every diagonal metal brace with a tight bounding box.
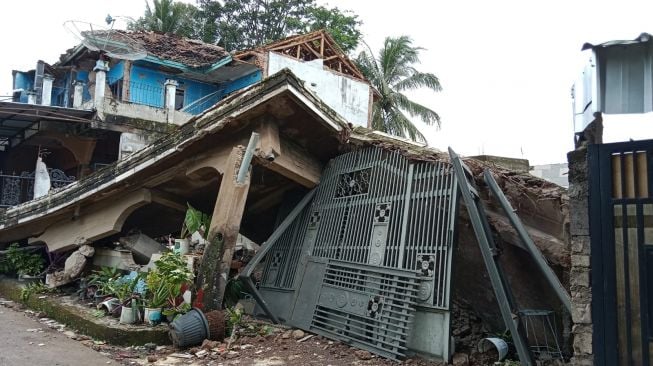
[483,169,572,314]
[238,188,317,323]
[448,147,534,365]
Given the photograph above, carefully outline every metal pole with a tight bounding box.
[483,169,572,314]
[237,132,260,184]
[449,147,534,366]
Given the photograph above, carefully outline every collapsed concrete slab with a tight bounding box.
[119,233,166,265]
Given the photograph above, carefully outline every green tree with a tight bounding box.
[130,0,199,38]
[196,0,361,52]
[306,5,361,53]
[356,36,442,143]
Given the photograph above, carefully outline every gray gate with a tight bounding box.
[255,147,459,360]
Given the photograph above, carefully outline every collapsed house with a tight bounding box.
[0,29,570,363]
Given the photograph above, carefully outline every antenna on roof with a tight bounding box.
[63,19,147,61]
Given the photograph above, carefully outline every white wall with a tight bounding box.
[267,52,370,127]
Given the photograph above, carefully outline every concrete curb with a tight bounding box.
[0,278,171,346]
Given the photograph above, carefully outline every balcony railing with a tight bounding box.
[0,168,76,208]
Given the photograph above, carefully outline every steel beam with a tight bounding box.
[483,169,572,313]
[448,147,534,365]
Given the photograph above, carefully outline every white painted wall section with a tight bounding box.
[267,52,370,127]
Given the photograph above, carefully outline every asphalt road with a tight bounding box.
[0,304,115,366]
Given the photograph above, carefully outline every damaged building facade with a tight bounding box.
[0,29,573,364]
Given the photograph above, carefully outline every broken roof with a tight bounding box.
[235,29,366,81]
[59,30,229,69]
[125,31,228,68]
[582,32,653,50]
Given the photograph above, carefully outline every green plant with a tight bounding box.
[88,267,122,295]
[225,307,244,336]
[110,273,145,304]
[224,277,245,308]
[147,252,193,315]
[180,204,211,239]
[145,269,170,308]
[5,243,44,276]
[21,282,55,301]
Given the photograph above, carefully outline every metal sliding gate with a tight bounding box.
[590,140,653,365]
[254,147,459,360]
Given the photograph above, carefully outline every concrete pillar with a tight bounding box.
[164,79,178,124]
[73,81,85,109]
[197,146,251,311]
[27,91,37,104]
[41,75,54,106]
[93,60,110,108]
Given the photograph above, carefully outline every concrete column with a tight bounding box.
[93,60,110,108]
[73,81,85,109]
[197,146,251,311]
[164,79,178,124]
[27,91,37,104]
[41,75,54,106]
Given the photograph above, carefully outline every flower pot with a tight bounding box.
[144,307,162,325]
[93,291,109,306]
[120,305,139,324]
[174,238,190,255]
[18,274,43,284]
[204,310,226,341]
[169,308,209,348]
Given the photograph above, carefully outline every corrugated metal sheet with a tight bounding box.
[582,33,653,116]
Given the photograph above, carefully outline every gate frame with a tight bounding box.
[589,140,653,366]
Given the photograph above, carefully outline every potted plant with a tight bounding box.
[144,269,168,325]
[152,252,193,321]
[114,272,145,324]
[88,266,122,305]
[176,204,211,255]
[4,243,45,282]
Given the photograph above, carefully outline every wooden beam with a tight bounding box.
[256,136,322,188]
[197,146,251,311]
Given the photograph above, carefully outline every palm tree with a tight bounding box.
[130,0,196,37]
[356,36,442,143]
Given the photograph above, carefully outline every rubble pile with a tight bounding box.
[123,31,228,68]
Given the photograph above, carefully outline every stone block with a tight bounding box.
[570,268,590,288]
[573,331,593,355]
[64,251,87,278]
[569,200,590,236]
[571,236,590,255]
[78,245,95,258]
[572,302,592,324]
[572,254,590,268]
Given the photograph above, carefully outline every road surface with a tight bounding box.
[0,303,115,366]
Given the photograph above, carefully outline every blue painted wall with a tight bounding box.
[223,70,262,96]
[107,61,124,83]
[13,71,33,103]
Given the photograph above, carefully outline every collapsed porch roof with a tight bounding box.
[0,102,95,151]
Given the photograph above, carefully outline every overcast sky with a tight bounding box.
[1,1,652,165]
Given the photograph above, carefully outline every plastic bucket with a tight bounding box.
[477,337,509,361]
[169,308,209,348]
[144,308,162,325]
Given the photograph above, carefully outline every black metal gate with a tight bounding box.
[590,140,653,365]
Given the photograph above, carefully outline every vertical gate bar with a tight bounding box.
[438,165,451,306]
[434,163,447,306]
[621,153,634,360]
[397,164,415,268]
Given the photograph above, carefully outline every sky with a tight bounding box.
[1,0,653,165]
